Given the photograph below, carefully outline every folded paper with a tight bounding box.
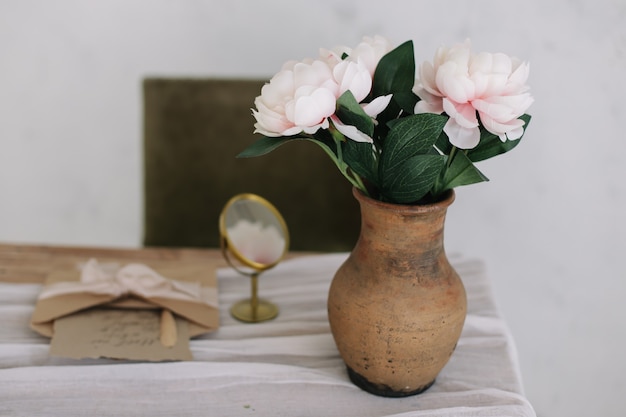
[31,258,220,340]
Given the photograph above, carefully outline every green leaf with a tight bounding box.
[393,90,419,115]
[436,150,489,193]
[467,114,532,162]
[435,130,453,155]
[238,135,339,164]
[381,113,447,173]
[336,90,374,137]
[380,154,445,203]
[370,41,415,128]
[372,40,415,97]
[237,136,293,158]
[342,139,378,187]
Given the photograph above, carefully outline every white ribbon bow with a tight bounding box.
[38,259,209,304]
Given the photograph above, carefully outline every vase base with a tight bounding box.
[346,367,435,397]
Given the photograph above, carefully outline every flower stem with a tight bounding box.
[329,125,368,195]
[447,146,458,168]
[349,169,368,195]
[432,145,458,198]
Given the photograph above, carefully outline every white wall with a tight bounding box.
[1,1,625,415]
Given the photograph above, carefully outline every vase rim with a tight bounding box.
[352,188,455,213]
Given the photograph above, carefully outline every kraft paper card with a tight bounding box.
[50,308,193,361]
[31,258,219,361]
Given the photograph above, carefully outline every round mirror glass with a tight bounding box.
[219,193,289,322]
[220,193,289,270]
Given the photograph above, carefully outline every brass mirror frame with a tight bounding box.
[219,193,289,323]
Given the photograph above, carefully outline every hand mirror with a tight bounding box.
[219,193,289,323]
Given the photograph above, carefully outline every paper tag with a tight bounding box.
[50,308,192,361]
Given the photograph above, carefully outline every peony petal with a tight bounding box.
[362,94,392,117]
[479,113,525,137]
[472,99,516,123]
[436,62,474,103]
[414,88,444,114]
[415,99,443,114]
[253,116,288,137]
[292,60,333,88]
[292,88,336,126]
[470,71,488,98]
[503,125,524,141]
[418,61,439,96]
[333,60,372,102]
[252,125,280,137]
[507,61,530,90]
[348,35,393,75]
[253,100,293,136]
[282,125,308,136]
[332,117,374,143]
[473,93,533,123]
[439,40,472,69]
[443,98,478,128]
[301,118,329,135]
[491,53,513,74]
[444,119,481,149]
[471,72,509,98]
[319,46,349,67]
[470,52,511,75]
[263,71,295,103]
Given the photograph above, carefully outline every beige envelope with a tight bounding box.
[30,259,220,338]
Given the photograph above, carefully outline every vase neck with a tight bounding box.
[353,189,452,254]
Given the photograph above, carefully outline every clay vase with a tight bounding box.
[327,187,467,397]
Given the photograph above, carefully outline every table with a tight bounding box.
[0,243,536,416]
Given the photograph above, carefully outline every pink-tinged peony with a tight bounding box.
[331,59,373,103]
[320,35,394,77]
[253,36,395,142]
[349,35,394,76]
[329,56,393,143]
[414,41,533,149]
[317,36,394,143]
[253,59,339,137]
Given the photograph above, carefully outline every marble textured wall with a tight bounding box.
[1,1,625,416]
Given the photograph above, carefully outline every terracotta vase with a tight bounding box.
[327,187,467,397]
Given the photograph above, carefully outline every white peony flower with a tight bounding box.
[414,40,533,149]
[332,59,373,103]
[253,60,339,137]
[318,36,395,143]
[253,36,395,141]
[320,35,393,75]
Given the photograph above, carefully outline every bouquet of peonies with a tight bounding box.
[239,36,533,204]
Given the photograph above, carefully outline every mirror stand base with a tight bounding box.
[230,299,279,323]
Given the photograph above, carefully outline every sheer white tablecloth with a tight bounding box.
[0,253,536,417]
